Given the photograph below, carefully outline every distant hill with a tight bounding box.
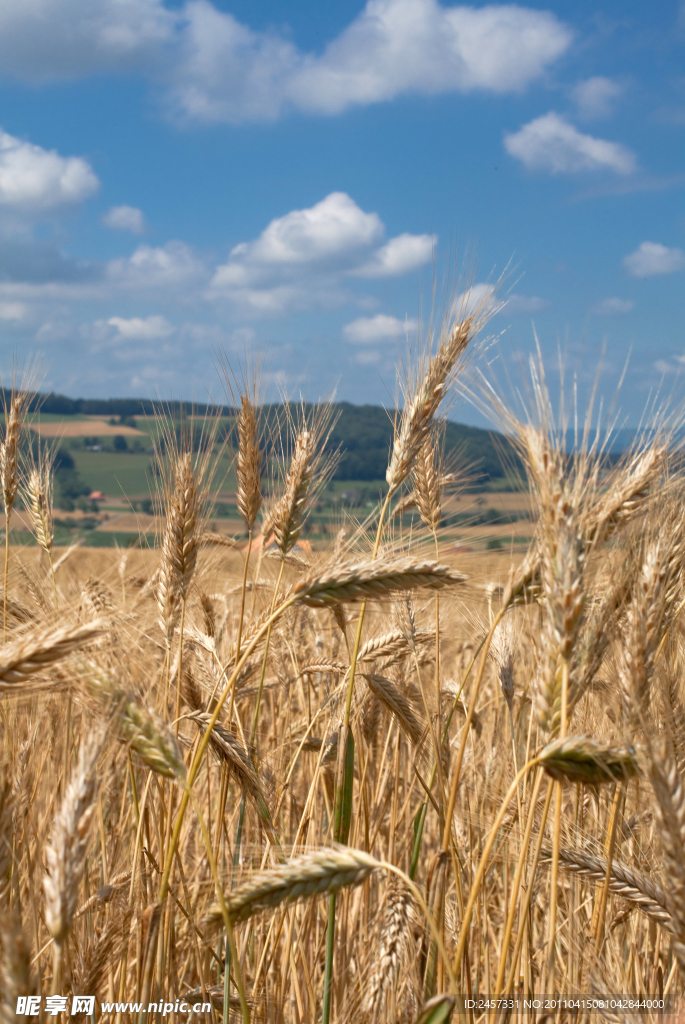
[322,402,517,482]
[15,390,519,483]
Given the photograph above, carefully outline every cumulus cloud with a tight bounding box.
[343,313,418,344]
[504,113,636,174]
[589,297,634,315]
[452,281,501,317]
[108,314,173,339]
[623,242,685,277]
[103,204,146,233]
[0,0,572,123]
[353,233,434,278]
[107,241,206,288]
[277,0,572,118]
[0,128,99,211]
[210,192,433,312]
[230,193,382,269]
[572,77,622,119]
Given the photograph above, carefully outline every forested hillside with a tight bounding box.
[17,391,518,482]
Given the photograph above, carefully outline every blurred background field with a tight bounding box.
[6,395,533,553]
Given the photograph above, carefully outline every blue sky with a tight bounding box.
[0,0,683,424]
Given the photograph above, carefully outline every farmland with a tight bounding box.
[0,330,680,1024]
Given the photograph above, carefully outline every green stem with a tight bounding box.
[233,798,246,879]
[223,934,231,1024]
[321,894,337,1024]
[409,801,428,880]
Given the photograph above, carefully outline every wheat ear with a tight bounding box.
[0,621,104,688]
[270,428,313,556]
[1,390,30,638]
[237,393,262,532]
[386,307,488,494]
[293,557,466,607]
[364,881,413,1020]
[157,452,199,643]
[0,916,34,1023]
[187,710,277,845]
[646,740,685,965]
[545,846,671,931]
[364,673,426,747]
[44,729,104,992]
[205,847,378,925]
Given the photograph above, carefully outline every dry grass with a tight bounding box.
[1,309,685,1024]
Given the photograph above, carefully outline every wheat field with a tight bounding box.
[1,300,683,1024]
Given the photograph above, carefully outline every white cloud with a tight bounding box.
[589,297,635,315]
[232,192,382,268]
[343,313,418,344]
[623,242,685,277]
[282,0,572,117]
[0,301,27,320]
[0,0,572,123]
[0,0,174,81]
[103,204,146,233]
[108,314,173,339]
[504,293,549,313]
[353,233,434,278]
[572,77,622,119]
[453,282,499,317]
[107,241,206,288]
[0,128,99,211]
[504,113,636,174]
[210,192,433,312]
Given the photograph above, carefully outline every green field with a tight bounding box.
[69,450,154,500]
